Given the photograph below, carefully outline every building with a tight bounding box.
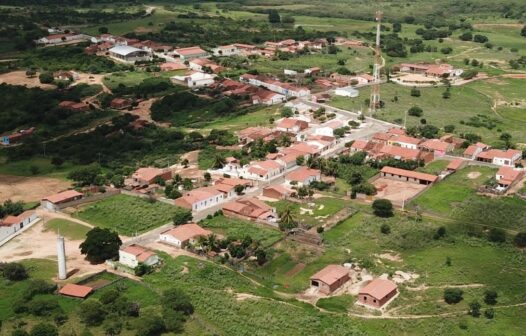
[276,118,309,133]
[239,74,311,97]
[222,197,278,223]
[159,223,212,248]
[160,62,187,71]
[132,167,172,186]
[108,45,151,63]
[41,190,83,211]
[213,177,254,199]
[173,46,209,60]
[251,89,286,105]
[476,149,522,167]
[58,101,89,112]
[398,63,461,78]
[496,166,524,191]
[377,145,433,163]
[58,284,93,299]
[419,139,451,157]
[171,72,216,88]
[188,58,224,74]
[262,185,293,200]
[310,265,350,295]
[1,127,35,146]
[110,98,132,110]
[380,166,438,185]
[335,86,359,98]
[174,187,224,211]
[54,71,79,81]
[463,142,490,159]
[358,279,398,309]
[0,211,38,243]
[237,127,274,144]
[119,244,159,269]
[37,33,88,45]
[446,159,465,173]
[389,135,422,149]
[212,44,240,57]
[285,167,321,186]
[244,160,285,181]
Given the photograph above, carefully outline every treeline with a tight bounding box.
[29,8,146,26]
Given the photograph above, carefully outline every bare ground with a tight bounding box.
[0,71,55,89]
[0,174,71,202]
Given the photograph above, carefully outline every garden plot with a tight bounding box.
[372,178,428,206]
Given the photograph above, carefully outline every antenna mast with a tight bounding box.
[370,10,383,113]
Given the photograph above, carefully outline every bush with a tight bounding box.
[372,199,393,218]
[28,297,61,316]
[78,299,106,326]
[161,288,194,315]
[488,228,506,243]
[484,308,495,319]
[173,208,192,225]
[433,226,446,240]
[513,232,526,247]
[410,87,421,97]
[408,106,423,117]
[38,72,54,84]
[380,224,391,234]
[444,288,463,304]
[30,323,58,336]
[135,315,165,336]
[468,300,481,317]
[0,262,28,281]
[484,290,498,305]
[99,289,120,305]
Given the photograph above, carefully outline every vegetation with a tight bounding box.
[79,227,122,263]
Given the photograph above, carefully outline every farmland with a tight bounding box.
[74,194,181,235]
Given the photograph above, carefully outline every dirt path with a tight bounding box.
[0,174,71,202]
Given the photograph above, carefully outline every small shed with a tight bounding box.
[358,278,398,309]
[59,284,93,299]
[310,265,350,295]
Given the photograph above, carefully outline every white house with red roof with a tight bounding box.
[119,244,159,269]
[37,32,88,45]
[476,149,522,166]
[41,190,83,211]
[222,197,278,223]
[159,223,212,248]
[132,167,172,186]
[0,211,38,244]
[174,187,225,212]
[173,46,209,60]
[418,139,452,157]
[171,71,216,88]
[188,58,224,73]
[388,135,422,149]
[276,118,309,133]
[495,166,524,191]
[212,44,241,57]
[243,160,286,181]
[251,89,286,105]
[463,142,490,159]
[285,167,321,186]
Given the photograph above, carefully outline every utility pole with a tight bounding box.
[369,11,383,114]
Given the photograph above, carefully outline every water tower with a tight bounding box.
[56,235,67,280]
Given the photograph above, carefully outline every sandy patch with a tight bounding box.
[467,172,481,179]
[0,71,55,89]
[235,293,261,301]
[134,26,154,33]
[300,207,313,215]
[372,178,427,206]
[501,74,526,79]
[376,252,402,262]
[0,174,71,202]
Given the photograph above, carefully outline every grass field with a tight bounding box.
[199,105,280,133]
[74,194,181,235]
[43,218,91,240]
[272,197,348,228]
[416,160,449,175]
[199,215,284,248]
[103,70,185,90]
[0,156,79,179]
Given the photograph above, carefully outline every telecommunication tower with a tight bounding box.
[369,11,383,113]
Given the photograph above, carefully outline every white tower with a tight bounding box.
[57,235,67,280]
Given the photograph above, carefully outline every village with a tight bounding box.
[1,2,526,336]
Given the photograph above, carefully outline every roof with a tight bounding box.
[351,139,370,150]
[263,184,292,195]
[286,167,321,182]
[477,149,522,160]
[59,284,93,298]
[277,118,308,130]
[174,46,207,56]
[379,145,421,161]
[42,190,83,204]
[419,139,450,152]
[463,142,489,156]
[162,223,211,242]
[253,160,283,170]
[310,265,349,286]
[215,177,252,187]
[447,159,464,171]
[238,127,273,140]
[175,187,223,207]
[109,45,145,56]
[359,278,397,300]
[133,167,169,182]
[381,166,438,183]
[0,211,35,227]
[392,135,422,146]
[121,244,156,262]
[387,127,406,136]
[288,142,320,155]
[497,166,523,185]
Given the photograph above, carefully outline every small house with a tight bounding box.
[119,244,159,269]
[262,185,293,200]
[132,167,172,186]
[0,211,38,243]
[285,167,321,186]
[41,190,83,211]
[159,223,212,248]
[110,98,132,110]
[358,278,398,309]
[310,265,350,295]
[59,284,93,299]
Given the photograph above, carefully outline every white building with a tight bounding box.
[335,86,359,98]
[0,211,38,244]
[174,187,224,212]
[159,223,212,248]
[285,167,321,186]
[108,45,152,63]
[243,160,286,181]
[119,244,159,269]
[212,44,240,57]
[171,72,216,88]
[37,33,88,45]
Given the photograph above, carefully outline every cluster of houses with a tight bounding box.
[0,210,39,244]
[212,39,327,59]
[1,127,35,146]
[37,32,90,45]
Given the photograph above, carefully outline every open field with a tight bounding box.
[43,218,91,240]
[372,178,428,205]
[199,215,284,248]
[0,71,55,89]
[272,197,348,228]
[199,105,280,133]
[74,194,180,235]
[0,173,71,203]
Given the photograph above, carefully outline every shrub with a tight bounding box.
[161,288,194,315]
[433,226,446,240]
[444,288,463,304]
[488,228,506,243]
[410,87,421,97]
[484,290,498,305]
[135,315,165,336]
[0,262,28,281]
[514,232,526,247]
[408,106,423,117]
[468,300,481,317]
[28,297,61,316]
[372,199,394,218]
[484,308,495,319]
[39,72,54,84]
[380,224,391,234]
[30,323,58,336]
[99,289,120,305]
[78,299,106,326]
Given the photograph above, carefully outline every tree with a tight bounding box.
[393,22,402,33]
[212,154,226,169]
[278,205,297,231]
[380,224,391,234]
[484,290,498,305]
[203,172,211,181]
[102,320,122,336]
[372,199,393,218]
[234,184,245,195]
[444,124,455,133]
[78,299,105,326]
[255,249,267,265]
[30,323,58,336]
[433,226,446,240]
[162,289,194,315]
[484,308,495,319]
[473,35,488,43]
[99,289,119,305]
[12,330,29,336]
[135,315,165,336]
[98,27,108,34]
[444,288,463,304]
[162,309,185,333]
[39,72,54,84]
[459,32,473,41]
[514,232,526,248]
[26,69,36,78]
[442,89,451,99]
[80,228,122,263]
[296,156,305,166]
[488,228,506,243]
[68,166,101,186]
[522,25,526,37]
[268,10,280,24]
[410,87,421,97]
[172,208,192,225]
[51,157,64,167]
[28,297,61,316]
[110,175,124,188]
[468,300,481,317]
[408,106,423,117]
[281,106,293,117]
[0,262,28,281]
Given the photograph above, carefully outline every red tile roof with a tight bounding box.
[42,190,83,204]
[446,159,464,171]
[497,166,523,185]
[359,278,397,300]
[162,223,211,242]
[174,46,207,56]
[477,149,522,160]
[310,265,349,286]
[0,210,35,227]
[59,284,93,298]
[121,244,156,262]
[419,139,450,152]
[285,167,320,182]
[381,166,438,183]
[277,118,308,130]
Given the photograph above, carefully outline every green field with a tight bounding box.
[44,218,91,240]
[199,105,280,133]
[272,197,348,228]
[74,194,181,235]
[0,156,79,179]
[416,159,449,175]
[199,215,284,248]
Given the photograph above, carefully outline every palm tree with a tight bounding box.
[207,234,219,252]
[278,205,297,231]
[212,155,226,169]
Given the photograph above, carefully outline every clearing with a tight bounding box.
[0,174,71,202]
[0,71,55,89]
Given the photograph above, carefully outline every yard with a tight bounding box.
[74,194,181,235]
[271,197,348,228]
[43,218,91,240]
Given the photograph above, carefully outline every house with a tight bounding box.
[463,142,490,159]
[251,89,286,105]
[222,197,278,223]
[119,244,159,269]
[233,43,258,56]
[398,63,461,78]
[419,139,452,157]
[108,45,151,63]
[276,118,309,133]
[54,71,78,81]
[440,134,465,149]
[132,167,172,186]
[446,159,465,172]
[275,152,301,169]
[239,74,311,97]
[58,101,89,112]
[171,71,216,88]
[58,284,93,299]
[310,265,350,295]
[173,46,209,60]
[350,139,372,153]
[284,101,312,114]
[110,98,132,110]
[212,44,240,57]
[159,223,212,248]
[1,127,35,146]
[213,177,254,198]
[335,86,359,98]
[174,187,224,211]
[476,149,522,167]
[304,67,321,75]
[380,166,438,185]
[37,33,87,45]
[358,279,398,309]
[285,167,321,186]
[160,62,187,71]
[285,142,322,158]
[389,135,422,149]
[41,190,83,211]
[237,127,274,144]
[495,166,524,191]
[0,211,38,243]
[377,145,433,163]
[244,160,285,181]
[262,185,293,200]
[188,58,224,74]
